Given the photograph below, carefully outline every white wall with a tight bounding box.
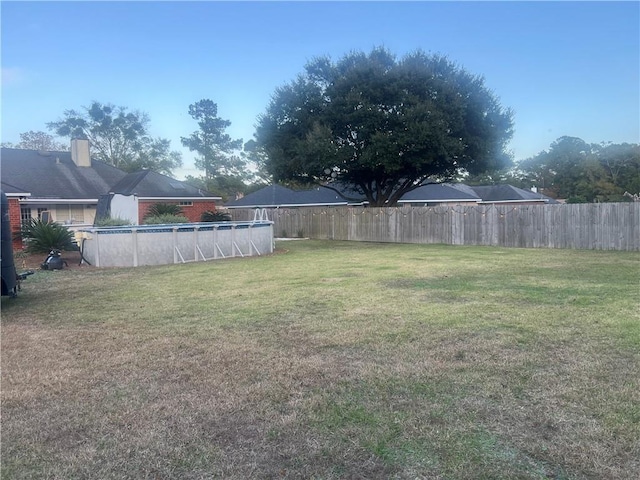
[110,194,139,225]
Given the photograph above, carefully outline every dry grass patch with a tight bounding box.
[2,240,638,479]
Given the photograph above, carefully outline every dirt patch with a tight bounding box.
[13,250,92,272]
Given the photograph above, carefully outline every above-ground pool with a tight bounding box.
[78,221,274,267]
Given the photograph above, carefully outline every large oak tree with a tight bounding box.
[255,47,514,206]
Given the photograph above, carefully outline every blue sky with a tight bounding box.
[2,1,639,180]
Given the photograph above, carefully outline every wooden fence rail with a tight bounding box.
[229,203,640,251]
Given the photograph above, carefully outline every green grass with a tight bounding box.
[2,240,639,479]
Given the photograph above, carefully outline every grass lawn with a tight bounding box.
[2,240,638,479]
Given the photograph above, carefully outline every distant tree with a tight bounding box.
[241,139,272,186]
[456,165,532,189]
[126,138,184,176]
[47,101,183,176]
[1,130,68,151]
[517,137,640,202]
[181,99,245,179]
[183,173,247,203]
[595,142,640,196]
[255,47,514,206]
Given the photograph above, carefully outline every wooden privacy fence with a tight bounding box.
[229,203,640,251]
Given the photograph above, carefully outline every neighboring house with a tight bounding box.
[468,184,558,205]
[398,183,558,206]
[225,184,352,209]
[225,182,557,210]
[396,183,481,206]
[1,139,220,249]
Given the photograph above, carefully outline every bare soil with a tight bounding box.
[14,250,92,272]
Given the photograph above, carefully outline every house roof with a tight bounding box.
[226,184,348,208]
[398,183,481,203]
[0,147,218,201]
[470,185,558,203]
[225,182,558,208]
[1,148,126,201]
[109,170,219,199]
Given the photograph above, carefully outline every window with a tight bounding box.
[55,205,85,223]
[178,201,193,206]
[37,208,49,220]
[20,207,32,226]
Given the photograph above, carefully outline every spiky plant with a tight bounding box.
[200,210,231,222]
[144,203,183,219]
[18,219,77,254]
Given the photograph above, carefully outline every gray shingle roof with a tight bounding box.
[226,184,348,208]
[1,148,126,200]
[0,147,218,200]
[398,183,481,202]
[110,170,218,198]
[470,185,558,203]
[225,182,558,208]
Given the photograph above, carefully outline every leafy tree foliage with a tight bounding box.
[241,139,272,186]
[181,99,244,178]
[47,101,183,176]
[517,137,640,202]
[1,131,68,151]
[183,174,247,203]
[255,47,514,206]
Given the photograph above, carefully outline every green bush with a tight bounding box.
[200,210,231,222]
[18,219,77,254]
[144,203,183,219]
[94,216,133,227]
[142,214,190,225]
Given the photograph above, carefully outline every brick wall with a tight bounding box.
[138,200,218,224]
[8,198,23,250]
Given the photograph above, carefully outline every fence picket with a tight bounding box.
[229,203,640,251]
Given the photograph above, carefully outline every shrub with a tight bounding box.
[94,216,133,227]
[200,210,231,222]
[144,203,183,220]
[142,214,190,225]
[18,219,77,254]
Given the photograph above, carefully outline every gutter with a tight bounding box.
[137,196,222,201]
[226,202,349,209]
[21,198,97,204]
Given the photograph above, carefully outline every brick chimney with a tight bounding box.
[70,139,91,167]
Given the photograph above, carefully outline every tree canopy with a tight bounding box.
[1,130,68,151]
[181,99,248,199]
[47,101,183,176]
[517,136,640,202]
[255,47,514,206]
